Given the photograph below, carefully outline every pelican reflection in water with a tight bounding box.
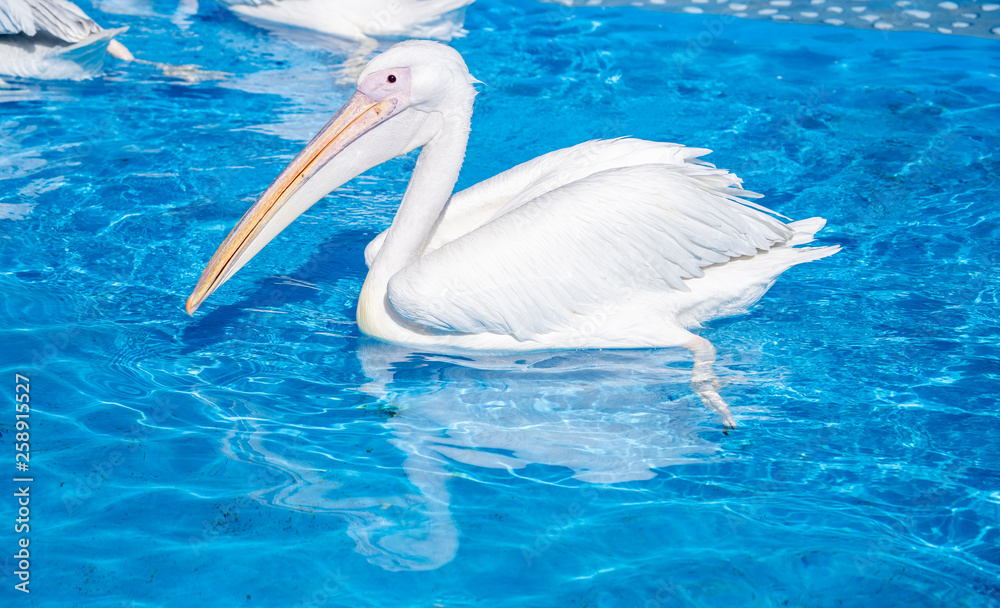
[186,41,839,428]
[214,343,728,571]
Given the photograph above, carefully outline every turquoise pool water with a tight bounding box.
[1,0,999,606]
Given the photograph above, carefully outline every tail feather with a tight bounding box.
[55,27,127,74]
[795,244,841,263]
[784,217,828,246]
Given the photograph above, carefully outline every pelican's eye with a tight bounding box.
[358,68,409,101]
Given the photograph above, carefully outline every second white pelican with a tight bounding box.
[0,0,133,80]
[219,0,474,42]
[186,41,840,427]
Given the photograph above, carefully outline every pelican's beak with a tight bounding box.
[185,91,403,315]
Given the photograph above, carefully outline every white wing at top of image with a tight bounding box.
[0,0,102,41]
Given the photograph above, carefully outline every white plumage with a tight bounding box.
[0,0,132,80]
[220,0,474,42]
[186,41,840,427]
[373,140,827,346]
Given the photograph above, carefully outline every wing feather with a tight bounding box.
[0,0,102,41]
[387,155,794,340]
[0,0,36,35]
[31,0,101,42]
[420,139,724,256]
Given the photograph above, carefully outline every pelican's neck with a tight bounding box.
[372,109,471,277]
[358,102,472,340]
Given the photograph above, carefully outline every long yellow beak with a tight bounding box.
[185,91,400,315]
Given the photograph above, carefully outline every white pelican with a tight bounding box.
[185,40,840,427]
[219,0,475,42]
[0,0,133,80]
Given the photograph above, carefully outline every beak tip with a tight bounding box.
[185,296,199,316]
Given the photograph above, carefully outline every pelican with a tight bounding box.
[185,40,840,427]
[219,0,475,42]
[0,0,133,80]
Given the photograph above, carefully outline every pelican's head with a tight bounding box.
[185,40,478,315]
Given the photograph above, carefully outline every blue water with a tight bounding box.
[2,1,1000,606]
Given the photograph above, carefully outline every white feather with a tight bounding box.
[0,0,130,80]
[0,0,35,35]
[381,140,836,345]
[222,0,475,42]
[0,0,100,41]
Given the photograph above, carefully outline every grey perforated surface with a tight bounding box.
[542,0,1000,38]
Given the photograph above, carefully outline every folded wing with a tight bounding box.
[386,145,795,340]
[0,0,102,41]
